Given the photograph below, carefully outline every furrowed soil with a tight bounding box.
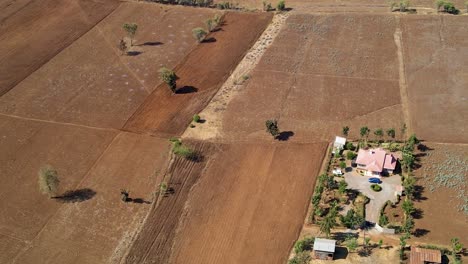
[0,3,217,129]
[123,11,273,136]
[411,143,468,246]
[12,132,171,263]
[0,0,119,96]
[401,15,468,143]
[216,13,404,143]
[124,141,327,264]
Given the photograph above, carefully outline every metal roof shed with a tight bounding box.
[313,238,336,260]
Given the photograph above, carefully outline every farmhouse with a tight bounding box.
[313,238,336,260]
[332,136,347,154]
[410,247,442,264]
[355,148,397,177]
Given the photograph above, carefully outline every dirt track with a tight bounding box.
[0,0,119,96]
[123,11,273,136]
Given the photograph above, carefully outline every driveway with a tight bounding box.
[344,171,402,224]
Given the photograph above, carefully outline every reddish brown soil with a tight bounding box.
[0,0,119,96]
[0,3,216,129]
[401,15,468,144]
[124,141,213,264]
[221,14,404,143]
[168,142,327,264]
[123,11,273,136]
[411,143,467,246]
[12,132,171,263]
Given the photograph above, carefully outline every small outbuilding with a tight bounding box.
[410,247,442,264]
[332,136,347,154]
[313,238,336,260]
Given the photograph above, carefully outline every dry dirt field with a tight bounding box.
[0,0,119,96]
[401,15,468,143]
[217,13,404,143]
[124,11,273,136]
[0,2,218,129]
[411,143,467,246]
[124,142,327,264]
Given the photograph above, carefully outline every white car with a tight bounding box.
[332,168,343,176]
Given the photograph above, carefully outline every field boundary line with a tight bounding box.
[0,112,119,132]
[394,15,412,137]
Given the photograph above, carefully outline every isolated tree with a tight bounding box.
[374,128,384,143]
[277,0,286,10]
[159,67,177,93]
[118,39,128,55]
[265,119,280,138]
[192,27,208,43]
[386,128,396,141]
[38,166,60,198]
[342,126,350,137]
[360,126,370,145]
[123,23,138,46]
[451,238,463,257]
[120,189,129,202]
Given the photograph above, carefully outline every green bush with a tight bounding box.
[159,67,177,93]
[193,114,201,123]
[345,142,355,151]
[340,209,364,228]
[371,184,382,192]
[379,214,389,226]
[339,161,346,169]
[294,236,315,253]
[192,27,208,43]
[277,0,286,10]
[346,151,357,160]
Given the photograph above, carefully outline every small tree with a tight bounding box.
[402,199,415,219]
[193,114,201,123]
[403,175,416,198]
[294,236,315,253]
[338,180,348,194]
[123,23,138,46]
[192,27,208,43]
[360,126,370,145]
[262,0,273,11]
[339,161,346,169]
[265,119,280,138]
[118,39,128,55]
[38,166,60,198]
[374,128,384,143]
[401,123,407,139]
[345,237,358,252]
[277,0,286,10]
[206,19,215,32]
[159,67,177,93]
[342,126,350,137]
[120,189,129,202]
[451,238,463,258]
[442,1,459,13]
[400,0,410,11]
[378,239,383,248]
[386,128,396,141]
[346,151,357,160]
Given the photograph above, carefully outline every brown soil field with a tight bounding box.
[124,141,326,264]
[123,11,273,136]
[401,15,468,143]
[0,0,119,96]
[219,13,404,143]
[0,3,216,129]
[411,143,467,246]
[12,132,171,263]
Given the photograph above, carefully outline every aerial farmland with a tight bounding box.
[0,0,466,263]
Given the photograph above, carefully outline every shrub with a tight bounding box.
[371,184,382,192]
[265,119,280,138]
[118,39,128,55]
[159,67,177,93]
[170,139,197,160]
[346,151,357,160]
[192,27,208,43]
[277,0,286,10]
[345,142,355,151]
[339,161,346,169]
[38,166,60,198]
[205,19,215,32]
[217,2,231,9]
[193,114,201,123]
[379,214,389,226]
[122,23,138,46]
[294,236,315,253]
[289,251,311,264]
[263,0,272,11]
[443,1,459,13]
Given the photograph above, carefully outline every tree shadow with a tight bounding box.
[413,228,430,237]
[413,185,427,201]
[176,86,198,94]
[126,51,143,56]
[129,198,151,204]
[412,208,424,219]
[276,131,294,141]
[334,247,349,260]
[56,188,96,203]
[139,41,163,46]
[186,151,204,163]
[202,37,216,43]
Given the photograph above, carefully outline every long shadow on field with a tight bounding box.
[127,51,143,56]
[202,37,216,43]
[56,188,96,203]
[277,131,294,141]
[413,228,430,237]
[138,41,163,46]
[129,198,151,204]
[176,86,198,94]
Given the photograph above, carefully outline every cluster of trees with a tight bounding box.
[148,0,214,7]
[169,138,197,160]
[289,236,314,264]
[435,0,460,14]
[342,125,402,146]
[389,0,411,12]
[193,14,223,43]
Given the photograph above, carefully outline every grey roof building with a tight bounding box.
[313,238,336,260]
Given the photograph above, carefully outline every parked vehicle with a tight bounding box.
[368,177,381,184]
[332,168,343,176]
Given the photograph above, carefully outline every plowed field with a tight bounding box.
[124,142,327,264]
[123,12,273,136]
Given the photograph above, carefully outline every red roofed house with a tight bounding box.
[355,148,397,177]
